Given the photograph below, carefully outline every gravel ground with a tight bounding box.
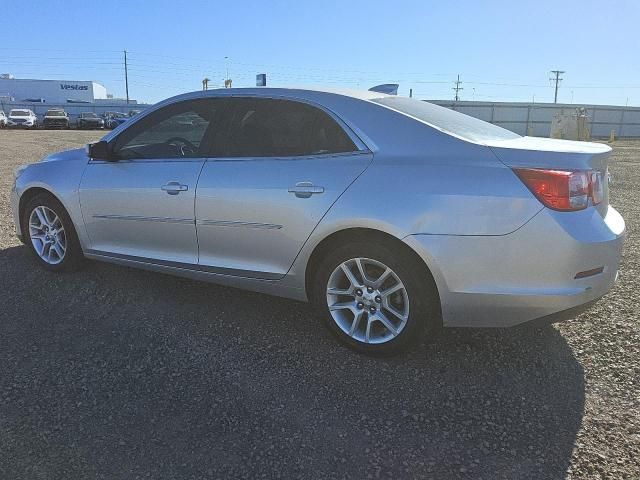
[0,130,638,479]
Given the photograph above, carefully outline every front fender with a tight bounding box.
[14,154,90,250]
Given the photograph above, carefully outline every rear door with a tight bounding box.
[80,98,225,265]
[195,96,372,279]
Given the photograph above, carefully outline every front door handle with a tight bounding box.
[288,182,325,198]
[161,181,188,195]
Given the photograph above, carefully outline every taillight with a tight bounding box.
[513,168,603,211]
[590,171,604,205]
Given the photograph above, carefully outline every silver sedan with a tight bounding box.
[11,88,625,355]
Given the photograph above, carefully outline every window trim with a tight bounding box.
[206,149,372,164]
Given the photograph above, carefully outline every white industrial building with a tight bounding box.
[0,75,109,103]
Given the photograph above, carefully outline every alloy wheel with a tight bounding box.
[29,206,67,265]
[326,257,410,344]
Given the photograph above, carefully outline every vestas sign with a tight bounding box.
[60,84,89,91]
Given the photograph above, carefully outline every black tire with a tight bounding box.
[22,192,84,272]
[311,241,439,356]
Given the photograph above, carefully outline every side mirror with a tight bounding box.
[88,140,113,161]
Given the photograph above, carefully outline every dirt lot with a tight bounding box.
[0,130,638,479]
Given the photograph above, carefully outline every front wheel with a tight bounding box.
[22,193,84,272]
[312,241,438,356]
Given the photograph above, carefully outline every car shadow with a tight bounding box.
[0,245,583,479]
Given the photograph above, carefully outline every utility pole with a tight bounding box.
[224,56,231,88]
[124,50,130,105]
[550,70,564,104]
[409,88,413,98]
[453,74,463,101]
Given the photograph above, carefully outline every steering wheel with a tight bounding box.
[165,136,197,156]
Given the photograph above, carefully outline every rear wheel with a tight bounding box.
[312,241,438,356]
[22,193,84,272]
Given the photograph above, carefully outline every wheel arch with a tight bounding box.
[18,187,67,234]
[304,227,442,321]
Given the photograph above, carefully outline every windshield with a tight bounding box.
[46,111,65,116]
[82,113,98,118]
[10,110,30,117]
[371,97,521,143]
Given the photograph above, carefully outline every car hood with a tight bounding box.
[41,147,88,163]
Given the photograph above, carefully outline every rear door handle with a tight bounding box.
[161,181,188,195]
[288,182,325,198]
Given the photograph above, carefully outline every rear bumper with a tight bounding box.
[405,205,625,327]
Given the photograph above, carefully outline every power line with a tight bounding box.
[550,70,565,103]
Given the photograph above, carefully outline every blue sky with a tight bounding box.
[2,0,639,105]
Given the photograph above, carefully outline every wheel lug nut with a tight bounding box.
[367,287,374,293]
[355,289,363,296]
[357,302,364,309]
[375,296,381,303]
[369,306,376,313]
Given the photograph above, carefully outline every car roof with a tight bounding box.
[158,86,389,107]
[200,86,389,101]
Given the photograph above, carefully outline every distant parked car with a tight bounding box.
[105,112,129,129]
[7,109,38,128]
[42,109,70,129]
[10,87,626,355]
[128,109,141,117]
[76,112,105,130]
[0,110,7,128]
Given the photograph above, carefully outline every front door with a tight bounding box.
[80,98,224,265]
[195,97,372,279]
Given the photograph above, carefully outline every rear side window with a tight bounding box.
[371,96,521,143]
[223,98,357,157]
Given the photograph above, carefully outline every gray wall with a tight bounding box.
[430,100,640,138]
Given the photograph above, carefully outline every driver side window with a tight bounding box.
[111,99,219,160]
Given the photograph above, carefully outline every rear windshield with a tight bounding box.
[46,110,65,116]
[82,113,97,118]
[11,110,30,116]
[371,97,520,143]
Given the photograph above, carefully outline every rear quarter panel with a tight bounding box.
[283,102,543,291]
